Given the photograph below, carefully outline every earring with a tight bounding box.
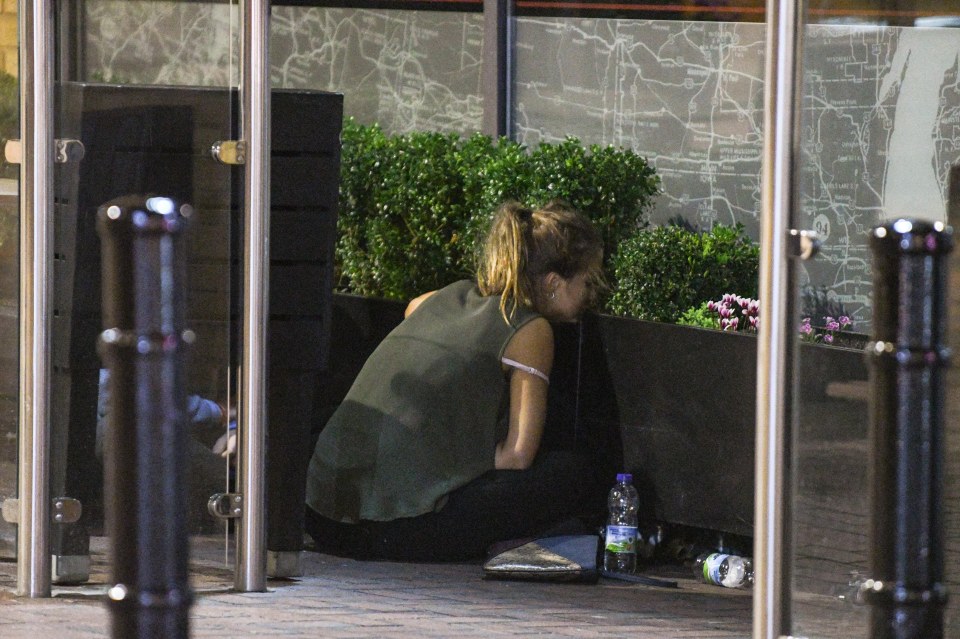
[550,291,556,300]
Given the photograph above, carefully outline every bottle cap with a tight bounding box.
[616,473,632,483]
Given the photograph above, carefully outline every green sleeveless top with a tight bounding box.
[306,280,540,523]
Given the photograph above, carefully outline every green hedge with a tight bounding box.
[336,119,660,300]
[336,120,760,324]
[606,223,760,323]
[0,71,17,182]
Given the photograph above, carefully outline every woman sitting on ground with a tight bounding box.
[305,200,604,561]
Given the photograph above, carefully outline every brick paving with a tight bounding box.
[0,535,755,638]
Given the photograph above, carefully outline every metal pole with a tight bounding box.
[865,219,950,639]
[97,196,194,639]
[17,0,54,598]
[754,0,803,635]
[236,0,270,592]
[481,0,511,138]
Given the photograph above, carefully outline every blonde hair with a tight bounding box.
[477,201,603,321]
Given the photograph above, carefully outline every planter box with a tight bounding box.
[556,316,760,536]
[557,314,869,538]
[320,293,870,539]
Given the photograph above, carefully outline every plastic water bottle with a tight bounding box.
[693,552,754,588]
[603,473,639,573]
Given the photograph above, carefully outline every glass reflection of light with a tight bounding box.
[146,196,176,216]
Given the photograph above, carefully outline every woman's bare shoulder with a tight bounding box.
[503,317,554,369]
[405,290,437,318]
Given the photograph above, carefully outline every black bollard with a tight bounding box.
[866,218,952,639]
[96,195,194,639]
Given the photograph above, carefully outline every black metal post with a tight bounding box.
[96,195,194,639]
[866,218,952,639]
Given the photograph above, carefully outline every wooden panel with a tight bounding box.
[186,206,232,261]
[269,263,328,316]
[271,155,340,209]
[272,90,344,153]
[185,262,231,321]
[269,318,328,371]
[0,300,14,397]
[270,210,335,262]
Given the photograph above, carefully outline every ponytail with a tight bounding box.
[477,202,534,321]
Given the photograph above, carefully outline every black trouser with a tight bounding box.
[305,451,600,562]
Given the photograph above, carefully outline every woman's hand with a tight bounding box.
[494,317,554,470]
[212,428,236,458]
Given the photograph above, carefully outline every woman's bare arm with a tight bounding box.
[495,317,554,470]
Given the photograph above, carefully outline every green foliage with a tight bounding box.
[0,71,18,182]
[336,119,659,300]
[677,302,720,329]
[606,223,759,323]
[337,123,470,298]
[0,70,17,253]
[480,137,660,261]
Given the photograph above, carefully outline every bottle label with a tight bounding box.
[604,525,637,554]
[703,553,728,585]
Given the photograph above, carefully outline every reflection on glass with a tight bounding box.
[82,1,239,86]
[42,0,240,590]
[794,3,960,638]
[0,50,16,559]
[509,0,959,635]
[81,2,486,137]
[270,5,485,135]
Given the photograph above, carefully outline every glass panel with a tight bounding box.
[513,0,960,635]
[49,0,240,586]
[792,2,960,637]
[512,8,766,234]
[509,0,763,618]
[0,1,18,560]
[266,2,483,578]
[269,3,484,136]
